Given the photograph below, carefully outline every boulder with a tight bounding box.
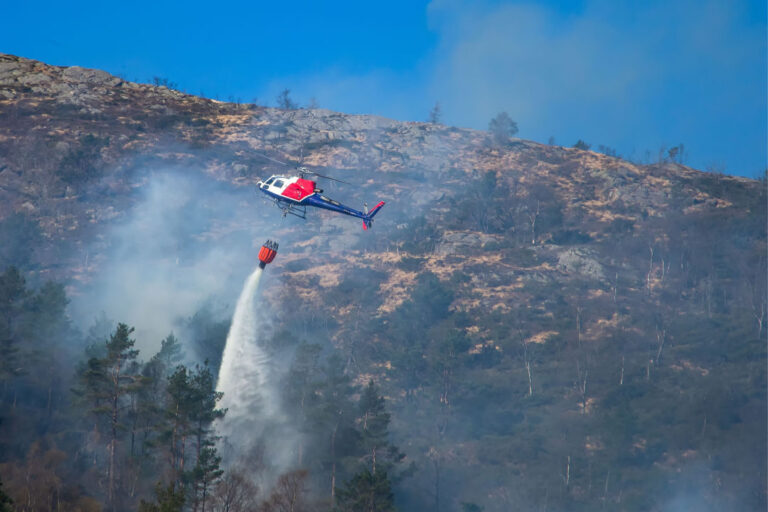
[62,66,121,86]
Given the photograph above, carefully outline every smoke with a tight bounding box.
[254,0,765,175]
[216,265,294,475]
[426,0,766,174]
[69,170,268,356]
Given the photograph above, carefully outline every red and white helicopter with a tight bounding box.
[256,155,385,230]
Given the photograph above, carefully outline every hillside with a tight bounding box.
[0,54,765,511]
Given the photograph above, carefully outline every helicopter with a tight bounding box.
[255,154,385,230]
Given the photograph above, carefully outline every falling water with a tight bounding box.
[216,267,280,453]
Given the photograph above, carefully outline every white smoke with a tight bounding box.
[216,266,295,475]
[69,171,265,356]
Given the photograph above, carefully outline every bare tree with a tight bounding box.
[427,447,442,512]
[667,144,686,164]
[527,200,540,245]
[212,468,259,512]
[655,325,666,366]
[573,140,591,150]
[152,76,178,90]
[261,470,309,512]
[619,354,625,386]
[753,297,766,338]
[276,89,298,110]
[577,360,589,414]
[750,275,767,337]
[646,245,654,294]
[517,330,534,396]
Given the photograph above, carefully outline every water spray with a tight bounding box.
[216,240,282,462]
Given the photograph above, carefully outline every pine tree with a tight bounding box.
[188,444,224,512]
[428,102,442,124]
[24,280,71,429]
[166,366,193,486]
[315,354,359,502]
[137,482,185,512]
[133,333,185,463]
[164,361,225,499]
[105,323,140,507]
[73,322,140,508]
[188,363,225,463]
[325,379,411,510]
[358,380,403,476]
[154,333,184,372]
[335,469,395,512]
[0,267,28,387]
[488,111,518,145]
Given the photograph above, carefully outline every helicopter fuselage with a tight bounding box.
[257,174,385,229]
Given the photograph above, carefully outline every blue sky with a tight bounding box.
[2,0,765,177]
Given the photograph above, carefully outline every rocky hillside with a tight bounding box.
[0,53,765,511]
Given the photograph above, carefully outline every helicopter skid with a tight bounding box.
[276,199,306,219]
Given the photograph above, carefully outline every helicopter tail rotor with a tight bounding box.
[362,201,386,230]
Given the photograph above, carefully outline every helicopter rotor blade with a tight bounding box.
[255,151,352,184]
[302,170,351,185]
[253,151,293,168]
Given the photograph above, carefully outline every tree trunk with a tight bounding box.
[619,356,624,386]
[330,423,338,501]
[171,403,180,479]
[109,362,121,509]
[372,446,377,475]
[646,245,654,294]
[576,307,582,349]
[433,455,441,512]
[525,360,533,396]
[528,201,540,245]
[520,330,533,396]
[180,435,187,476]
[655,328,666,365]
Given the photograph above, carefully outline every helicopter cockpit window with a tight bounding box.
[265,177,275,185]
[273,179,284,188]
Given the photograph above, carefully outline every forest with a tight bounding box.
[0,264,410,511]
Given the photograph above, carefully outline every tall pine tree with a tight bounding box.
[74,323,140,509]
[358,380,403,476]
[0,267,28,392]
[188,444,224,512]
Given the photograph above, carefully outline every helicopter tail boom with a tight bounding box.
[300,195,385,230]
[362,201,386,230]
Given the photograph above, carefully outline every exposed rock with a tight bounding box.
[556,247,606,280]
[62,65,120,86]
[436,231,503,256]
